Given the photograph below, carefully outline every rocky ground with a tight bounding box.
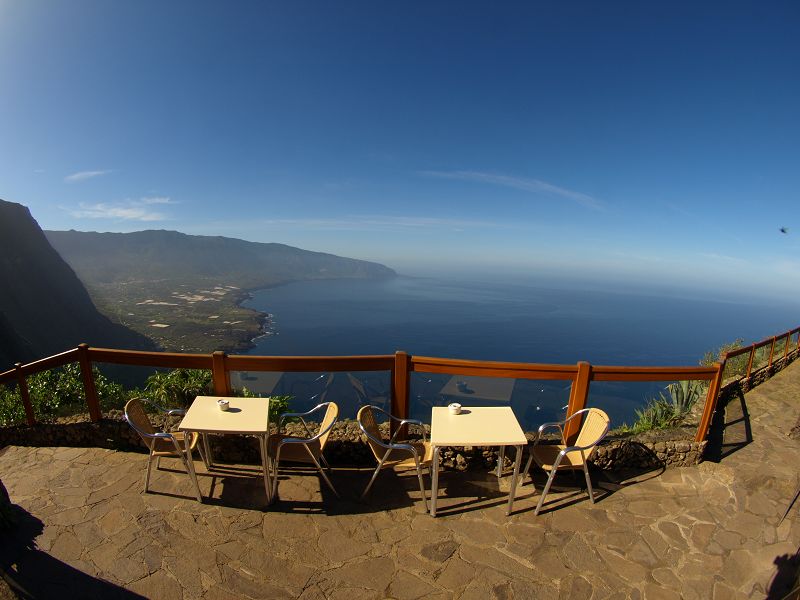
[1,361,800,598]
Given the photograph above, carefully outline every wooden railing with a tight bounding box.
[720,326,800,383]
[0,344,725,443]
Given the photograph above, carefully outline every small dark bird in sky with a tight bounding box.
[780,227,789,234]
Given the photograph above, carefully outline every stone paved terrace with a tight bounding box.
[2,364,800,599]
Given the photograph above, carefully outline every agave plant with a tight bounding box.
[661,379,705,420]
[623,379,705,434]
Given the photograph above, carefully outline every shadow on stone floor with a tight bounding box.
[509,460,664,516]
[766,545,800,600]
[0,505,144,600]
[704,387,753,463]
[171,464,430,514]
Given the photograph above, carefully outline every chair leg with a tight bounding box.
[308,452,339,498]
[415,463,428,512]
[144,453,155,493]
[523,452,534,485]
[583,463,595,504]
[156,455,161,471]
[534,468,558,516]
[361,464,383,499]
[319,453,333,472]
[271,450,281,502]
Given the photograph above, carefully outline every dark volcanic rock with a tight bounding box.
[0,199,157,370]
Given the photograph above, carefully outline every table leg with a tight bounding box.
[496,446,505,478]
[202,433,213,469]
[258,434,271,505]
[506,444,523,516]
[184,432,203,502]
[430,446,440,517]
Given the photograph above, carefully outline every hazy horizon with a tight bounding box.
[2,2,798,301]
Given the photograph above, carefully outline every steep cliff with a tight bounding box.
[0,200,156,369]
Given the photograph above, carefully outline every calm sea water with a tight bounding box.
[238,276,797,428]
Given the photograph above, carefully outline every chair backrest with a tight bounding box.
[574,408,610,456]
[357,405,387,462]
[124,398,157,442]
[317,402,339,450]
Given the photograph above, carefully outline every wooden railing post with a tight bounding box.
[564,361,591,444]
[695,362,724,443]
[77,344,101,422]
[212,351,231,396]
[391,351,410,438]
[768,336,776,368]
[745,346,755,379]
[783,334,791,360]
[15,363,35,426]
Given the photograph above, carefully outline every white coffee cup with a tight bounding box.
[448,403,462,415]
[217,399,230,411]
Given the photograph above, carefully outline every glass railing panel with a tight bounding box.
[229,370,391,420]
[93,363,212,417]
[722,353,749,382]
[751,344,771,372]
[408,372,572,433]
[586,379,707,437]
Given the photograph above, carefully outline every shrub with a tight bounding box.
[144,369,212,407]
[234,386,291,422]
[619,379,705,435]
[699,338,745,366]
[701,339,749,380]
[0,364,128,426]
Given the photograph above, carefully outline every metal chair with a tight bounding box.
[267,402,339,501]
[356,405,432,511]
[123,397,204,501]
[524,407,610,515]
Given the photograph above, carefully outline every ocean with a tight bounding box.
[235,275,797,429]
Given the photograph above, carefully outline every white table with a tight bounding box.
[179,395,272,503]
[429,406,527,517]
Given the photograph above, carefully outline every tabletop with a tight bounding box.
[179,395,271,435]
[430,406,527,447]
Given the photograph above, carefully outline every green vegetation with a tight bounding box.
[617,380,706,435]
[144,368,213,406]
[0,366,291,427]
[0,364,127,426]
[701,338,748,380]
[44,229,395,353]
[232,385,291,422]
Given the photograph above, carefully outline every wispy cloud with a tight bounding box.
[419,170,602,209]
[64,169,112,183]
[139,196,175,205]
[68,196,175,222]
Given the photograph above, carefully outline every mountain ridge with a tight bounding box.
[44,228,396,353]
[0,200,157,369]
[45,229,396,287]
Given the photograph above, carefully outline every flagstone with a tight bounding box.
[2,360,800,598]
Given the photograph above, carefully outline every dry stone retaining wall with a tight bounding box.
[0,411,704,472]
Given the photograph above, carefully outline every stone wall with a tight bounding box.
[0,411,704,472]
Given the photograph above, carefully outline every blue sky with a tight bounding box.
[1,1,799,298]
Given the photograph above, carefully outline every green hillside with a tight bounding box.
[45,229,396,353]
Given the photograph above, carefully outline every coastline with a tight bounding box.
[223,273,398,355]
